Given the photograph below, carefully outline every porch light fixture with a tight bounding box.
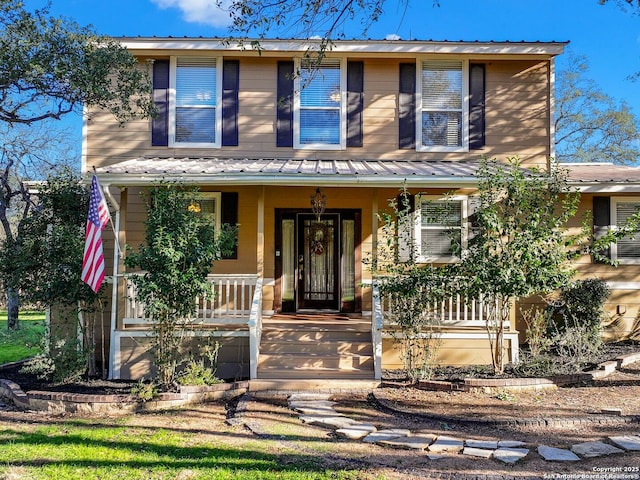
[310,187,326,221]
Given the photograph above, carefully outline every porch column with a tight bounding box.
[249,186,265,379]
[106,186,122,380]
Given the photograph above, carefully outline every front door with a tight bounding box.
[275,209,360,313]
[297,213,340,310]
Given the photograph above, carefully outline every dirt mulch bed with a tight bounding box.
[377,362,640,423]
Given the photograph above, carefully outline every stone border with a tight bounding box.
[0,379,248,414]
[371,388,640,427]
[372,351,640,427]
[407,351,640,393]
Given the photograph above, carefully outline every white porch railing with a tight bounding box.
[370,278,519,366]
[376,284,505,328]
[123,274,259,326]
[111,273,263,380]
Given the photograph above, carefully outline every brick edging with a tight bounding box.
[0,378,249,414]
[370,389,640,427]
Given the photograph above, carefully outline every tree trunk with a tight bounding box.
[6,287,19,330]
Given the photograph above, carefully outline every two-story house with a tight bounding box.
[86,37,577,382]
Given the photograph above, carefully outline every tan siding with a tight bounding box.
[86,57,552,168]
[118,336,249,380]
[382,337,515,368]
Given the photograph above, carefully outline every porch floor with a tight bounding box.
[257,313,375,380]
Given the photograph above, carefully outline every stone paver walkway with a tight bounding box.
[286,393,640,465]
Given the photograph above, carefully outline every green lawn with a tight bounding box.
[0,419,366,480]
[0,310,46,364]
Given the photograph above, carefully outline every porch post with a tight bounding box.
[106,187,121,380]
[249,186,265,379]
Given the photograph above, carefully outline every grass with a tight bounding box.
[0,310,46,364]
[0,419,367,480]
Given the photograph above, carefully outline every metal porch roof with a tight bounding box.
[94,157,484,187]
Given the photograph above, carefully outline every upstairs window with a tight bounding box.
[612,198,640,264]
[295,59,345,149]
[171,57,221,147]
[418,60,467,151]
[415,195,467,262]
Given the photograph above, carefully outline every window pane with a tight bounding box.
[421,200,462,226]
[618,239,640,259]
[300,60,341,107]
[341,219,355,303]
[176,107,216,143]
[176,58,217,107]
[421,228,460,256]
[422,61,463,110]
[300,109,340,144]
[198,198,218,224]
[617,202,640,259]
[422,111,462,147]
[282,219,295,301]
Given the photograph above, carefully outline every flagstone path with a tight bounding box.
[285,393,640,465]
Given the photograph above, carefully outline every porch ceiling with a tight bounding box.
[94,157,483,187]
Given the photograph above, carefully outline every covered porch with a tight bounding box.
[108,273,518,380]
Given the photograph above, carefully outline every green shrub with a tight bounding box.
[176,359,222,386]
[547,278,610,336]
[131,378,158,402]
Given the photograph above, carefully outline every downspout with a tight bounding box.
[102,185,122,380]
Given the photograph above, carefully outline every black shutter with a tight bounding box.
[469,63,485,150]
[221,192,239,259]
[399,63,416,149]
[593,196,611,261]
[151,60,169,146]
[276,61,294,147]
[347,61,364,147]
[222,60,240,147]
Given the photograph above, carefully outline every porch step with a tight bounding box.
[257,366,376,379]
[257,315,375,380]
[259,353,373,370]
[259,341,373,355]
[249,379,381,393]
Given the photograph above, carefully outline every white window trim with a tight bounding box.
[416,58,469,153]
[293,57,347,150]
[168,56,223,148]
[415,194,468,263]
[611,196,640,265]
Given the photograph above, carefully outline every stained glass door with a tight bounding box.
[297,213,340,310]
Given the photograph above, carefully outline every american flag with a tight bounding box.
[81,175,111,293]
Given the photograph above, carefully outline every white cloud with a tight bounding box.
[151,0,232,28]
[385,34,401,41]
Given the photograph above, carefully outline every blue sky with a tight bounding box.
[31,0,640,153]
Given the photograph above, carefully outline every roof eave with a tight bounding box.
[118,37,568,57]
[570,182,640,193]
[95,172,480,188]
